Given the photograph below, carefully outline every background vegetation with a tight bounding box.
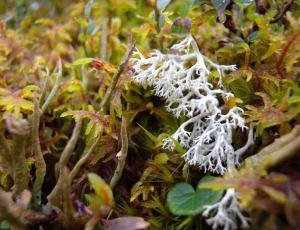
[0,0,300,229]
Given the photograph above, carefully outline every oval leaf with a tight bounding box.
[88,173,114,207]
[167,176,223,216]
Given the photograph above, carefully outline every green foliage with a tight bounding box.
[167,176,223,216]
[0,0,299,229]
[87,173,114,209]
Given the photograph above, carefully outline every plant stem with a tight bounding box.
[84,212,102,230]
[12,134,29,196]
[100,33,136,113]
[0,126,12,175]
[62,167,75,226]
[32,95,46,206]
[245,125,300,169]
[0,189,26,229]
[69,135,100,182]
[110,116,128,189]
[47,119,82,207]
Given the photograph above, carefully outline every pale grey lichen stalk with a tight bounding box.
[203,188,250,230]
[131,34,251,229]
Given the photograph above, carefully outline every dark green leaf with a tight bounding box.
[211,0,230,16]
[167,176,223,216]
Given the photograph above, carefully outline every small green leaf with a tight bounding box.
[235,0,254,7]
[211,0,230,16]
[179,0,194,17]
[158,13,165,28]
[154,153,169,165]
[169,137,186,155]
[87,173,114,207]
[85,194,103,210]
[167,176,223,216]
[137,123,157,142]
[72,58,93,66]
[156,0,171,10]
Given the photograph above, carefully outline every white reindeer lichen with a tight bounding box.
[203,188,250,230]
[131,34,250,175]
[131,34,251,229]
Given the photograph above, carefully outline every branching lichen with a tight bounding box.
[131,34,250,175]
[131,34,255,230]
[203,188,250,230]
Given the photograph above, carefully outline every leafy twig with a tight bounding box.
[100,33,136,113]
[110,116,128,189]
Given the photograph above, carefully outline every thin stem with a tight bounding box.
[0,126,12,175]
[271,0,294,23]
[234,123,255,164]
[245,125,300,169]
[12,134,29,195]
[59,120,83,167]
[62,167,75,225]
[41,59,62,114]
[47,119,82,207]
[32,95,46,206]
[110,116,128,189]
[84,213,102,230]
[100,33,136,113]
[69,135,100,183]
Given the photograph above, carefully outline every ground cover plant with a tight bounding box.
[0,0,300,229]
